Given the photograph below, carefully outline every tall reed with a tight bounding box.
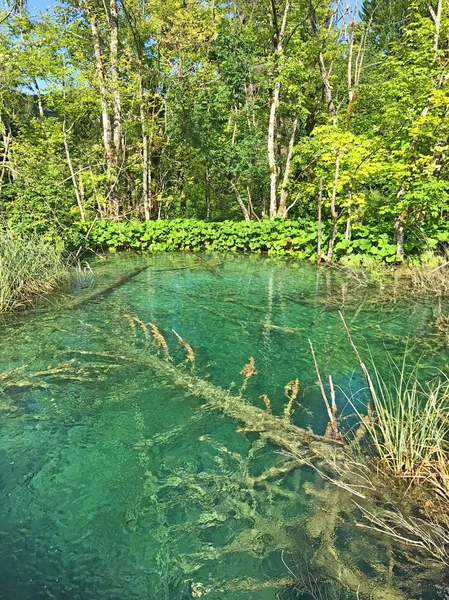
[352,353,449,498]
[0,231,69,312]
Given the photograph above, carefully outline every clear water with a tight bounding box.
[0,253,448,600]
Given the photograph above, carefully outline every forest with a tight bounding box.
[0,0,448,263]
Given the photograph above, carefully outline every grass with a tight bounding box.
[338,313,449,500]
[335,259,449,307]
[0,231,70,312]
[349,350,449,499]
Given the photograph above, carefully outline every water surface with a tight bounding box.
[0,253,448,600]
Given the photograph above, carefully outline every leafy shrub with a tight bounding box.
[76,218,405,264]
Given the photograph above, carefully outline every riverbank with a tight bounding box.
[3,221,449,317]
[73,218,449,302]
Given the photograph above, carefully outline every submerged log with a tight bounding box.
[67,347,342,454]
[70,258,223,309]
[57,325,446,599]
[70,264,151,308]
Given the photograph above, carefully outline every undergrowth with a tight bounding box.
[80,218,402,263]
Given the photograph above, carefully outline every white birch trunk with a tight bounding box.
[268,80,281,218]
[63,119,85,222]
[278,115,299,216]
[268,0,290,218]
[326,151,340,263]
[109,0,121,155]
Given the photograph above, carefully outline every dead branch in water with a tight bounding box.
[355,503,449,565]
[338,311,378,405]
[148,322,171,360]
[283,378,299,420]
[259,393,272,414]
[308,339,340,439]
[172,329,195,366]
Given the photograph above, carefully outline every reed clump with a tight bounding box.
[340,312,449,502]
[402,261,449,297]
[0,231,69,312]
[353,359,449,501]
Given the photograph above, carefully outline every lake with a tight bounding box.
[0,253,447,599]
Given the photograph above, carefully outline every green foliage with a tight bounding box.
[0,0,448,262]
[77,217,409,263]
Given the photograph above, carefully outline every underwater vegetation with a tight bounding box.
[2,253,449,600]
[2,305,449,600]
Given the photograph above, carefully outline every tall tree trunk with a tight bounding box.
[179,169,186,216]
[346,9,355,121]
[78,170,85,206]
[109,0,121,220]
[309,1,337,122]
[326,150,340,263]
[138,60,151,220]
[86,9,111,157]
[278,114,299,216]
[268,0,290,218]
[84,2,120,219]
[63,118,85,221]
[247,186,259,220]
[121,1,153,220]
[430,0,443,58]
[317,177,323,265]
[205,166,211,219]
[142,130,150,219]
[395,185,406,258]
[395,218,405,257]
[345,188,353,241]
[33,79,44,118]
[318,54,337,122]
[231,181,251,221]
[345,209,351,240]
[268,80,281,218]
[85,6,116,214]
[109,0,121,155]
[0,130,12,195]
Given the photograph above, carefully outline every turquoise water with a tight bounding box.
[0,253,448,600]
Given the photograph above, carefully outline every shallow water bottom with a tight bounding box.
[0,253,448,599]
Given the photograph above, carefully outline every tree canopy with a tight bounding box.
[0,0,448,261]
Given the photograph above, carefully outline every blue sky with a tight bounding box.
[28,0,53,15]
